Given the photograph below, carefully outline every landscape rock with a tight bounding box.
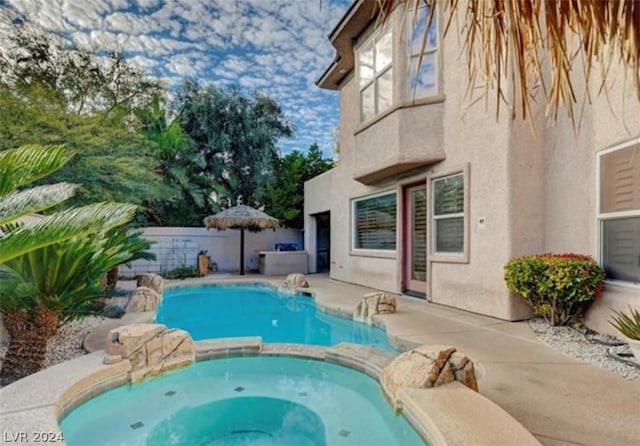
[280,273,309,293]
[125,286,162,313]
[136,273,164,294]
[103,323,195,382]
[354,292,397,325]
[381,344,478,410]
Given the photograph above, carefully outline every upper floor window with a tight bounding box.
[599,142,640,283]
[408,4,438,99]
[358,28,393,122]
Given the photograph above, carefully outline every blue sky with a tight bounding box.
[0,0,352,156]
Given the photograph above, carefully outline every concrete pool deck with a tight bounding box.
[2,274,639,445]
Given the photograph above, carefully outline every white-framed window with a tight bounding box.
[352,191,397,250]
[358,27,393,122]
[432,173,464,253]
[598,141,640,283]
[407,3,438,98]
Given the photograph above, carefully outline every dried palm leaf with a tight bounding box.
[378,0,640,124]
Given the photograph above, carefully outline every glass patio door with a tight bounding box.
[403,183,427,296]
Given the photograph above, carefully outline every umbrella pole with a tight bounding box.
[240,227,245,275]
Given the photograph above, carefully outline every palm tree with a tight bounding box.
[136,95,209,225]
[0,145,136,263]
[0,144,139,384]
[0,229,153,384]
[379,0,640,122]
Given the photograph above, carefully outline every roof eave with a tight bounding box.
[316,0,380,90]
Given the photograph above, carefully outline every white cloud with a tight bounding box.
[1,0,350,154]
[135,0,158,10]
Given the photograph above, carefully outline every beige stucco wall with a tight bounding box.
[427,25,532,320]
[541,66,640,334]
[306,5,639,322]
[305,5,533,320]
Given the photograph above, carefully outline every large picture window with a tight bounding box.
[358,28,393,122]
[599,143,640,283]
[353,192,397,250]
[433,174,464,253]
[407,4,438,99]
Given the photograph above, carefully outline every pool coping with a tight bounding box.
[0,341,539,446]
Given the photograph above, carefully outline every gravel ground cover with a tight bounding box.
[0,294,129,388]
[0,316,104,373]
[529,318,640,381]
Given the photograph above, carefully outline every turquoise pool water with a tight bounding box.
[61,357,426,445]
[156,284,395,352]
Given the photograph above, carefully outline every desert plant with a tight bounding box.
[610,307,640,340]
[102,228,156,291]
[0,228,153,384]
[0,144,141,385]
[0,145,136,263]
[164,265,200,280]
[504,253,605,326]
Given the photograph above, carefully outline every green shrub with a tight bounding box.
[504,253,605,326]
[164,265,200,280]
[610,307,640,340]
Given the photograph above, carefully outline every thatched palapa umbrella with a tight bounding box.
[204,205,279,275]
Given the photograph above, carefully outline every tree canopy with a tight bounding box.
[136,95,210,226]
[0,15,333,228]
[262,143,334,229]
[0,19,172,215]
[176,80,294,211]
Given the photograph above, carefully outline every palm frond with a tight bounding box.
[0,145,73,197]
[0,183,78,226]
[1,225,154,320]
[0,202,137,264]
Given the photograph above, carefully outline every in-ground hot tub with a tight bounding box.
[60,356,425,445]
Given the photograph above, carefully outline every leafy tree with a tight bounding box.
[262,143,334,228]
[176,80,293,211]
[0,144,141,384]
[0,15,160,116]
[136,96,210,226]
[0,18,171,215]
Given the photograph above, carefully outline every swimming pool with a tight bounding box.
[60,356,425,445]
[156,284,395,352]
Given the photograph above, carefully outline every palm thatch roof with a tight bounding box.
[378,0,640,123]
[203,205,279,232]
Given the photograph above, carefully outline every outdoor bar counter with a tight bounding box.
[258,250,309,275]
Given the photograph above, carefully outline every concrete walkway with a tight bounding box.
[305,277,640,446]
[88,275,640,446]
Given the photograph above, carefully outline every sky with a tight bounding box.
[0,0,352,156]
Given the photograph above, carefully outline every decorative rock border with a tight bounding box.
[354,292,397,325]
[0,338,540,446]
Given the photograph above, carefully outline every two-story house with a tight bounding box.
[304,0,640,332]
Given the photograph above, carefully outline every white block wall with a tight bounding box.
[121,227,303,275]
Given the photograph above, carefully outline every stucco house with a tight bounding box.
[303,0,640,334]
